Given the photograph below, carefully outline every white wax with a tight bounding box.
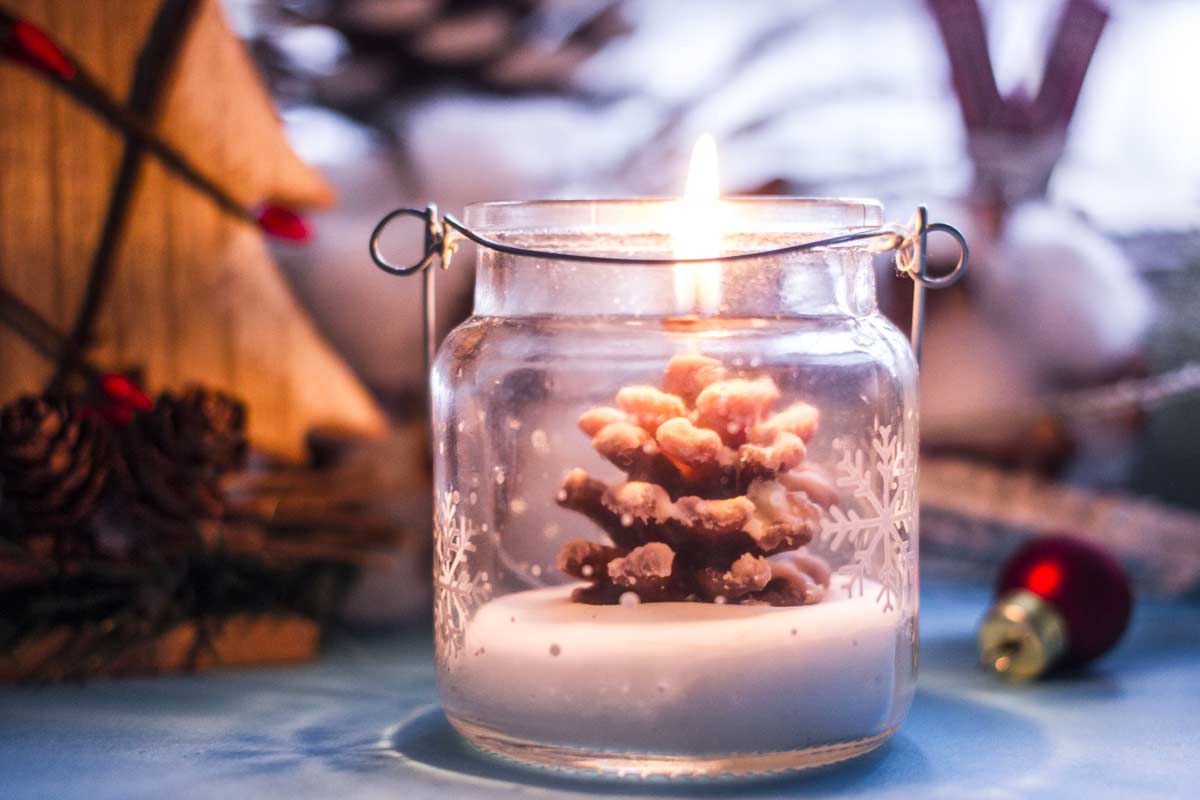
[447,582,905,754]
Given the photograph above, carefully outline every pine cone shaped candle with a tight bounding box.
[122,388,247,522]
[556,353,832,605]
[0,395,112,534]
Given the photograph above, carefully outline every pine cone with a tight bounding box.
[557,354,833,607]
[122,388,247,522]
[0,395,113,534]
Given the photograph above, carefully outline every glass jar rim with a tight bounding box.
[463,196,885,236]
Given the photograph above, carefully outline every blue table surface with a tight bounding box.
[2,581,1197,800]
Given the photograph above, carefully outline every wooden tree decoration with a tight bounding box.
[0,0,386,460]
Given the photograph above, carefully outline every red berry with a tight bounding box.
[101,373,152,411]
[256,205,311,242]
[3,19,76,80]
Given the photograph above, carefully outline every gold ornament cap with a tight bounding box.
[978,589,1068,680]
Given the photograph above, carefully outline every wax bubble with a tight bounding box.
[556,489,568,502]
[619,592,640,607]
[530,564,543,577]
[510,498,528,514]
[531,429,550,452]
[494,467,506,485]
[581,565,594,577]
[543,522,560,539]
[714,595,728,605]
[620,513,634,527]
[469,491,478,505]
[451,490,461,504]
[507,417,522,431]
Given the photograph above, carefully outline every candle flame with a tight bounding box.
[673,134,722,314]
[684,133,720,205]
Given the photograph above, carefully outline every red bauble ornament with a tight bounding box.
[998,535,1133,666]
[979,534,1133,679]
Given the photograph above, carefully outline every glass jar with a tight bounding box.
[430,198,920,778]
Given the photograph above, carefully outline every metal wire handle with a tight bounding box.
[369,203,968,369]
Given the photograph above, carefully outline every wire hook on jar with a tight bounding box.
[368,202,969,369]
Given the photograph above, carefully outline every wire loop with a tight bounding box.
[901,221,969,289]
[369,206,446,276]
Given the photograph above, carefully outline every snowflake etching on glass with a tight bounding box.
[820,419,917,614]
[435,490,490,667]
